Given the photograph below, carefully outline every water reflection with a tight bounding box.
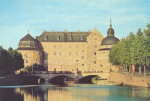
[0,80,150,101]
[0,88,23,101]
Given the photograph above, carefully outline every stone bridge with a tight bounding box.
[20,71,110,84]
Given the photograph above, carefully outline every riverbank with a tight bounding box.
[108,72,150,87]
[0,74,20,86]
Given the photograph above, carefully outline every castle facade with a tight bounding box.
[17,21,119,73]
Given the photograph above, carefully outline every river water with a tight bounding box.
[0,80,150,101]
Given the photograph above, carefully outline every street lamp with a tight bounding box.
[60,60,62,72]
[60,65,62,73]
[76,60,79,72]
[89,64,90,72]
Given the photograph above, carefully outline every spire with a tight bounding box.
[110,18,112,28]
[28,30,30,34]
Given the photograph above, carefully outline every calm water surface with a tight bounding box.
[0,81,150,101]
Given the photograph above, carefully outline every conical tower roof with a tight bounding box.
[20,34,35,41]
[18,32,39,50]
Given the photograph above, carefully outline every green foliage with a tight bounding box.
[109,21,150,71]
[21,64,46,73]
[0,47,24,75]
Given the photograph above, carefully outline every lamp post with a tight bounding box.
[76,60,79,72]
[89,64,90,72]
[60,60,62,73]
[61,65,62,73]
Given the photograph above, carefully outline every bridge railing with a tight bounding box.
[20,71,74,74]
[83,71,103,73]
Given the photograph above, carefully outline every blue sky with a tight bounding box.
[0,0,150,49]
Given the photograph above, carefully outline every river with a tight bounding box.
[0,80,150,101]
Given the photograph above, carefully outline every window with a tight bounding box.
[94,45,97,48]
[53,60,56,64]
[82,56,84,59]
[44,36,48,40]
[76,52,78,55]
[82,50,84,53]
[76,45,78,48]
[26,60,28,63]
[103,51,105,53]
[94,61,96,64]
[100,64,103,67]
[94,52,96,55]
[94,38,97,40]
[82,64,84,66]
[54,51,56,55]
[44,60,47,64]
[69,51,71,56]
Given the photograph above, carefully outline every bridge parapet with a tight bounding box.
[20,71,110,82]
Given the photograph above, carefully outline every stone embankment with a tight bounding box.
[108,72,150,87]
[0,74,20,86]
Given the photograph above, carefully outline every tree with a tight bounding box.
[134,29,146,75]
[109,44,120,66]
[126,32,135,72]
[0,47,24,75]
[8,47,24,71]
[143,22,150,76]
[0,46,12,75]
[21,64,46,73]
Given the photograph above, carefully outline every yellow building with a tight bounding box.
[17,21,119,73]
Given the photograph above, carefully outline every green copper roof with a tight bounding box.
[37,31,91,42]
[101,36,119,45]
[101,21,119,45]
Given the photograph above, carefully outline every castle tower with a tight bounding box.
[96,19,119,72]
[17,31,43,67]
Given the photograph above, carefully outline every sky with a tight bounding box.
[0,0,150,49]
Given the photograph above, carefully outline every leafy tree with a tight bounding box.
[0,46,12,75]
[8,47,24,71]
[21,64,46,73]
[109,44,120,66]
[109,22,150,76]
[0,47,24,75]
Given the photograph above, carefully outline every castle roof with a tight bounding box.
[17,32,40,50]
[101,36,119,45]
[101,19,119,45]
[36,31,91,42]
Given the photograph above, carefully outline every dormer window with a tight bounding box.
[44,35,48,41]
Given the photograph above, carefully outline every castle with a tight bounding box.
[17,21,119,73]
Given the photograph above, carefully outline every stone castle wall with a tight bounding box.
[17,50,43,67]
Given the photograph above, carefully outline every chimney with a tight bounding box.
[52,30,54,33]
[64,29,67,33]
[43,30,47,33]
[78,30,80,33]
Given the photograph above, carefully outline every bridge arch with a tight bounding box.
[49,75,75,85]
[79,75,100,83]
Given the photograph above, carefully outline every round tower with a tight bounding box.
[97,19,120,73]
[17,31,43,67]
